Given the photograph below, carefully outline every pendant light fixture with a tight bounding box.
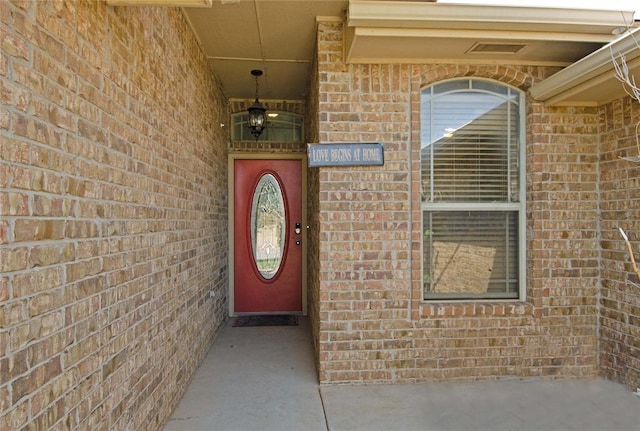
[247,69,267,140]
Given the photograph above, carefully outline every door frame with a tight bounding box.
[227,153,308,316]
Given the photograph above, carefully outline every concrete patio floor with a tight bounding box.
[163,316,639,431]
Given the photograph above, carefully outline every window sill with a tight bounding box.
[419,301,533,319]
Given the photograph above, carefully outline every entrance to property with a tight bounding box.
[230,157,305,314]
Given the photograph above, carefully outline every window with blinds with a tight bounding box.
[421,79,525,300]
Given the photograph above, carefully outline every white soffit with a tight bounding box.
[530,28,640,106]
[345,0,635,65]
[106,0,212,6]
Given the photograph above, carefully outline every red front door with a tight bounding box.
[233,159,303,314]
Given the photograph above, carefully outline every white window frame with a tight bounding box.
[421,78,526,301]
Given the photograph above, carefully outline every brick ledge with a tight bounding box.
[419,302,534,319]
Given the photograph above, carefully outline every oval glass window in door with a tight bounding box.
[250,173,286,279]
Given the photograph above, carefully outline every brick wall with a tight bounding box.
[314,21,600,384]
[599,96,640,391]
[525,103,600,378]
[1,1,229,429]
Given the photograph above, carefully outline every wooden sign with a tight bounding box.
[307,143,384,167]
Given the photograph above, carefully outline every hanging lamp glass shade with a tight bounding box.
[247,100,267,139]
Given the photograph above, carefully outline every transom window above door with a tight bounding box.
[231,111,303,142]
[421,78,526,301]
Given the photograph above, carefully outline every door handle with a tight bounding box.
[295,222,301,235]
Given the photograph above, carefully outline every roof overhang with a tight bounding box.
[530,27,640,106]
[345,1,635,66]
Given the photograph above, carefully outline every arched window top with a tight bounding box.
[231,111,303,142]
[424,78,519,98]
[421,78,522,149]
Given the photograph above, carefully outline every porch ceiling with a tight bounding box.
[107,0,637,104]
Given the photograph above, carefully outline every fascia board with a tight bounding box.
[106,0,212,6]
[347,0,635,34]
[349,27,618,44]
